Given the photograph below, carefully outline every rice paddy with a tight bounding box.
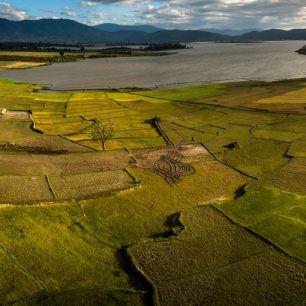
[0,78,305,305]
[128,206,306,306]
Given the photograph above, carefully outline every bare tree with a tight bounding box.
[91,118,115,151]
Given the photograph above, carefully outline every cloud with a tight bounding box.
[128,0,306,29]
[0,2,29,20]
[79,0,151,5]
[79,1,98,7]
[76,0,306,29]
[3,0,306,30]
[82,11,106,25]
[61,7,77,17]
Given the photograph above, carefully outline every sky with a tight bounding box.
[1,0,306,30]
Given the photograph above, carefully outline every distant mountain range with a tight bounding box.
[237,29,306,40]
[202,28,262,36]
[94,24,262,37]
[94,23,161,33]
[1,18,306,44]
[0,18,227,43]
[0,18,111,43]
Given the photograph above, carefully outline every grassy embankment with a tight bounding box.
[0,78,305,305]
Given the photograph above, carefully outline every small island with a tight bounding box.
[143,43,189,51]
[296,45,306,55]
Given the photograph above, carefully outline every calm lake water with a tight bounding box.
[1,41,306,90]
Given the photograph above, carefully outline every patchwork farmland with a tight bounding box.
[0,78,305,305]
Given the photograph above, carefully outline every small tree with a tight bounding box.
[91,118,115,151]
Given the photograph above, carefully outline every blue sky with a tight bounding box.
[1,0,306,30]
[1,0,130,24]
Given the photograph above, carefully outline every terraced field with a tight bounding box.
[0,78,305,305]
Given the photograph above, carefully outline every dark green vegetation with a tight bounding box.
[143,43,187,51]
[0,78,305,305]
[296,45,306,55]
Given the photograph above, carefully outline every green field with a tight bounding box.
[0,78,305,305]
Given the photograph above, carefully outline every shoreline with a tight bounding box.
[0,41,306,91]
[7,76,306,93]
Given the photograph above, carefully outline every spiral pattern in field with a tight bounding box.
[153,148,195,185]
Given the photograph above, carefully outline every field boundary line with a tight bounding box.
[169,121,206,134]
[0,242,47,290]
[58,135,96,151]
[178,98,306,116]
[209,124,227,130]
[153,118,173,145]
[123,148,139,166]
[250,135,292,144]
[159,247,272,283]
[69,214,118,249]
[123,169,140,185]
[125,248,160,306]
[59,132,99,151]
[200,142,258,180]
[214,204,306,264]
[45,175,57,200]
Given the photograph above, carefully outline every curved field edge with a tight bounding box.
[214,186,306,263]
[125,248,159,306]
[127,205,306,306]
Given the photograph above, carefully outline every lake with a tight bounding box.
[1,41,306,90]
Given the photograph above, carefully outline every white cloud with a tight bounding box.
[0,2,29,20]
[79,1,98,7]
[61,7,77,17]
[79,0,151,6]
[3,0,306,30]
[128,0,306,29]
